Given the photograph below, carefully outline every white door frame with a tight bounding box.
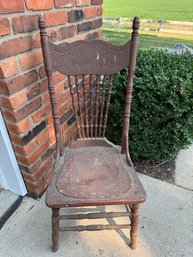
[0,111,27,196]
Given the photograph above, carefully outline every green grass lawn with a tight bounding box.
[103,29,193,48]
[103,0,193,22]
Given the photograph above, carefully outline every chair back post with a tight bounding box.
[38,14,62,167]
[121,17,140,166]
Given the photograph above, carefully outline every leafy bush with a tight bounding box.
[107,49,193,163]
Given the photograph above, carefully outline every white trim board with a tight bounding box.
[0,111,27,196]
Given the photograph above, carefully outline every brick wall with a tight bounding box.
[0,0,103,197]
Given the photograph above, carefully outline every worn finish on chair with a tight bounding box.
[39,14,146,252]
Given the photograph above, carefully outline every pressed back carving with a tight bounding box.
[48,40,131,75]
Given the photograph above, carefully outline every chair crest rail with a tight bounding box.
[48,39,131,76]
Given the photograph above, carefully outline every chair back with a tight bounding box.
[39,15,140,161]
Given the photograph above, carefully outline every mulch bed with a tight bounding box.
[134,157,176,184]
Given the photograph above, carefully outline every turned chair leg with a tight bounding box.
[52,208,60,252]
[130,204,139,250]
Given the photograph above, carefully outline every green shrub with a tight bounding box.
[107,49,193,163]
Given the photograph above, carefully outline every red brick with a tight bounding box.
[26,82,41,100]
[91,0,102,4]
[22,171,32,181]
[92,17,102,29]
[57,92,66,106]
[38,66,46,79]
[76,0,91,6]
[68,10,84,23]
[64,87,71,99]
[61,108,74,124]
[63,89,71,103]
[25,168,52,196]
[0,71,38,96]
[48,125,56,145]
[36,29,55,47]
[55,83,64,95]
[29,140,50,166]
[77,21,92,33]
[86,30,99,40]
[23,156,53,184]
[84,7,97,19]
[0,91,26,110]
[20,50,43,70]
[32,33,41,49]
[33,157,53,181]
[97,6,103,16]
[30,159,42,174]
[12,15,39,33]
[43,92,50,105]
[58,25,76,40]
[20,159,42,174]
[0,36,32,60]
[0,0,24,13]
[0,18,11,36]
[0,59,19,79]
[41,146,54,161]
[59,104,66,116]
[54,0,75,8]
[40,79,48,92]
[36,129,49,145]
[25,0,53,10]
[67,121,77,138]
[60,122,67,138]
[65,98,72,110]
[66,33,86,43]
[47,30,58,42]
[27,81,47,100]
[61,117,67,127]
[2,109,17,122]
[17,140,49,166]
[9,134,22,145]
[16,97,42,121]
[46,112,53,125]
[25,177,49,196]
[32,108,46,123]
[6,117,32,134]
[44,11,67,27]
[52,71,66,84]
[24,182,36,194]
[17,118,32,133]
[13,139,37,156]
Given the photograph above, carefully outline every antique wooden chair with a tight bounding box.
[39,15,146,252]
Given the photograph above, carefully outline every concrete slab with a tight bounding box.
[175,144,193,190]
[0,174,193,257]
[0,190,19,218]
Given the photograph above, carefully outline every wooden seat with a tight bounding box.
[46,143,146,208]
[39,15,146,252]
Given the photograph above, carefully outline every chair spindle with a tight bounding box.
[75,75,85,138]
[90,75,94,138]
[98,75,107,137]
[83,75,89,138]
[94,76,100,137]
[68,75,82,138]
[102,75,113,137]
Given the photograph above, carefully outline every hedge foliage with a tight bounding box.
[106,49,193,163]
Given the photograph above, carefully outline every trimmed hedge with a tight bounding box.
[107,49,193,163]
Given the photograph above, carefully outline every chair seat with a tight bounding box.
[46,145,146,208]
